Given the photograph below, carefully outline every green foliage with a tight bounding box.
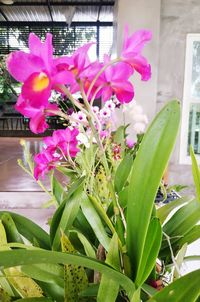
[147,269,200,302]
[190,145,200,201]
[1,100,200,301]
[126,100,180,284]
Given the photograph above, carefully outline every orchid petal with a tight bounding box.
[29,112,49,134]
[6,51,44,82]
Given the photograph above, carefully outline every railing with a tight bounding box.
[0,114,65,136]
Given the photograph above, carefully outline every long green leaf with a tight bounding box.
[1,213,23,243]
[190,145,200,201]
[0,211,50,249]
[97,233,120,302]
[50,186,86,250]
[156,196,193,224]
[69,230,96,258]
[162,199,200,250]
[148,269,200,301]
[114,154,132,193]
[126,100,180,283]
[51,175,67,205]
[21,263,64,287]
[15,299,53,302]
[136,218,162,286]
[80,195,111,251]
[0,249,136,299]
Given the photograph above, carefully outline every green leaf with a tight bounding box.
[126,100,180,283]
[178,225,200,247]
[172,243,187,280]
[190,145,200,202]
[61,232,88,302]
[51,175,67,205]
[118,186,128,208]
[148,269,200,301]
[1,213,23,243]
[69,230,96,258]
[0,287,12,302]
[156,196,193,224]
[21,263,64,287]
[50,185,86,251]
[0,249,136,300]
[3,267,43,298]
[80,195,111,251]
[97,233,120,302]
[0,211,50,250]
[114,154,132,193]
[15,299,53,302]
[162,199,200,250]
[0,219,7,246]
[136,218,162,286]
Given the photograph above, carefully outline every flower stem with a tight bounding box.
[79,81,125,244]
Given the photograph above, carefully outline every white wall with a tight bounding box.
[114,0,161,137]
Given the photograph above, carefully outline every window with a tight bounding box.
[0,24,113,61]
[180,34,200,163]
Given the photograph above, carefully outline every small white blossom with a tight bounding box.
[99,108,112,120]
[92,106,100,114]
[105,100,115,111]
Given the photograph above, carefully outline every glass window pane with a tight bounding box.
[191,41,200,98]
[188,103,200,154]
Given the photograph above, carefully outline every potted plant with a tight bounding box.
[0,28,200,302]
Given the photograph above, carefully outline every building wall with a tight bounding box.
[157,0,200,188]
[114,0,161,136]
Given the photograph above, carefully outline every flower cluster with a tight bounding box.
[7,26,152,179]
[34,128,79,180]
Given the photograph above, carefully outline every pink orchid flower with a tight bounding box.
[54,43,94,94]
[43,128,80,158]
[7,33,73,104]
[15,95,59,134]
[34,149,61,180]
[121,26,152,81]
[100,55,134,103]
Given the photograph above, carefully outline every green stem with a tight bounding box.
[18,160,52,197]
[79,81,125,243]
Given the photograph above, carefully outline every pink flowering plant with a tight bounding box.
[0,27,200,302]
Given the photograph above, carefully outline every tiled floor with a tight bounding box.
[0,137,53,227]
[0,137,47,191]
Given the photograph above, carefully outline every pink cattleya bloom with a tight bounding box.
[34,149,61,180]
[54,43,94,94]
[100,55,134,103]
[121,26,152,81]
[7,33,73,104]
[15,95,59,134]
[44,128,80,158]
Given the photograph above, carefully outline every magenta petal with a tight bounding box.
[102,87,113,103]
[22,72,51,106]
[131,55,151,81]
[6,51,44,82]
[29,113,49,134]
[110,62,133,81]
[28,32,53,72]
[122,28,152,56]
[15,95,39,117]
[53,70,74,86]
[113,81,134,103]
[28,33,43,57]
